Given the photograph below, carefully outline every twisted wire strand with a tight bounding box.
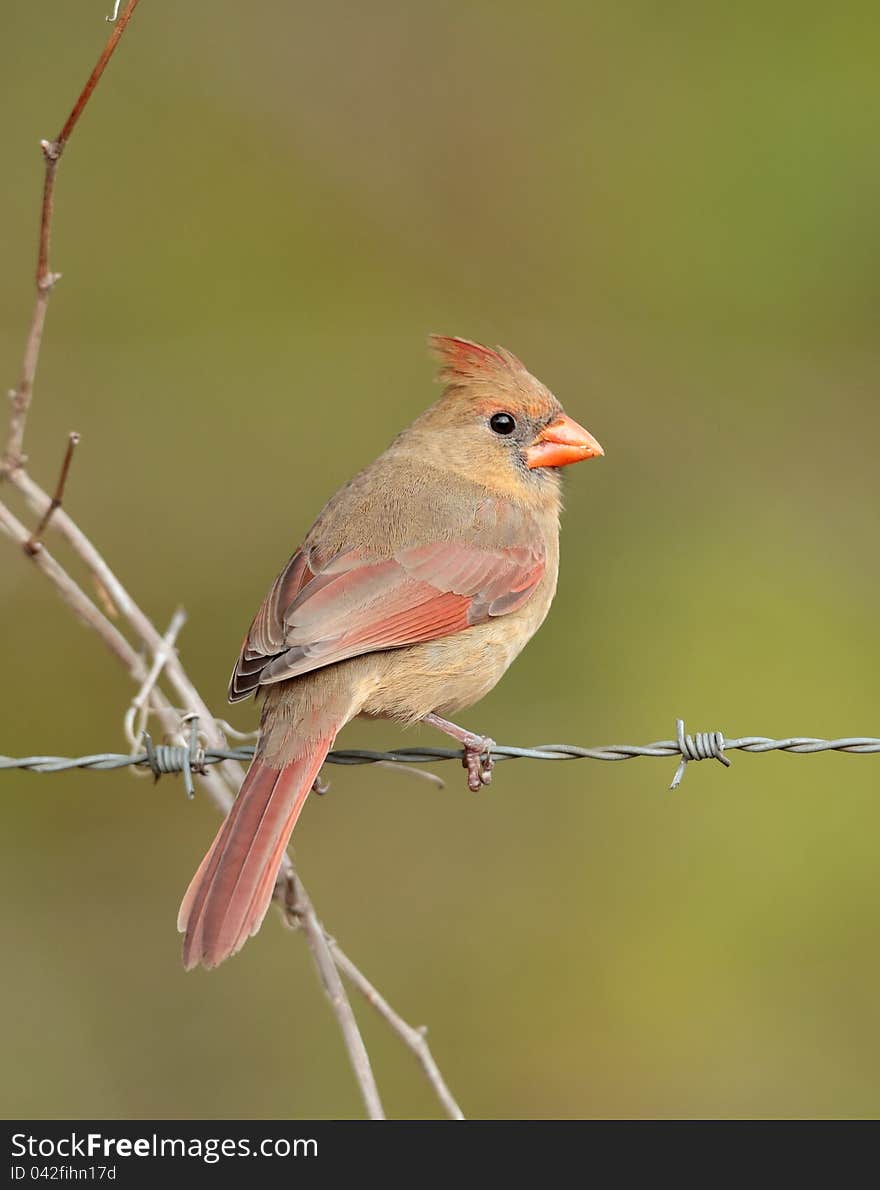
[2,720,879,791]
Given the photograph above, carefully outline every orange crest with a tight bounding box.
[429,335,525,387]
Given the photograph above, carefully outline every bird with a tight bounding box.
[178,335,604,969]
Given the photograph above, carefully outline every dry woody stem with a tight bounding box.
[0,4,462,1122]
[3,0,142,476]
[24,431,80,554]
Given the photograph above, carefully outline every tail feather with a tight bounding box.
[178,736,334,970]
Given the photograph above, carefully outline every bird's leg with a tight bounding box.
[423,712,495,792]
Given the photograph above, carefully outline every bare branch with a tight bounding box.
[1,0,464,1120]
[285,877,386,1120]
[124,607,187,750]
[2,0,142,474]
[9,469,240,775]
[0,498,144,682]
[330,940,465,1120]
[57,1,142,150]
[25,431,80,554]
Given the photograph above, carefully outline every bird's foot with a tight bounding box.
[461,732,495,792]
[311,773,330,796]
[421,709,492,794]
[422,712,494,792]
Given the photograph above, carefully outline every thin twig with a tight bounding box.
[57,0,142,150]
[2,0,142,474]
[0,499,144,682]
[9,469,240,784]
[330,941,464,1120]
[285,877,385,1120]
[13,472,223,751]
[25,431,80,554]
[124,607,187,750]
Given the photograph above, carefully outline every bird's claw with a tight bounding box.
[462,734,495,792]
[311,773,330,796]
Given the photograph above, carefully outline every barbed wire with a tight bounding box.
[2,719,879,795]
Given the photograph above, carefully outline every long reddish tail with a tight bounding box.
[178,734,334,970]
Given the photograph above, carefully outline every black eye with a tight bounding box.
[489,412,516,435]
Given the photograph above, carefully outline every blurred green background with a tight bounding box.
[2,1,879,1120]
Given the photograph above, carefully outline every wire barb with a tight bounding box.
[141,717,205,799]
[670,719,731,790]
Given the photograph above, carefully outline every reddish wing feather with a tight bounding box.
[229,539,545,699]
[229,549,318,699]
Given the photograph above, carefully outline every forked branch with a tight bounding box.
[0,4,462,1122]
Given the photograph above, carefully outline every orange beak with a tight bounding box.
[525,414,604,469]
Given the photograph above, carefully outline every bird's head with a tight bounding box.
[411,335,603,498]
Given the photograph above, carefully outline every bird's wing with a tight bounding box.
[229,538,546,700]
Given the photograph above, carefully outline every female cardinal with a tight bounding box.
[179,336,603,968]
